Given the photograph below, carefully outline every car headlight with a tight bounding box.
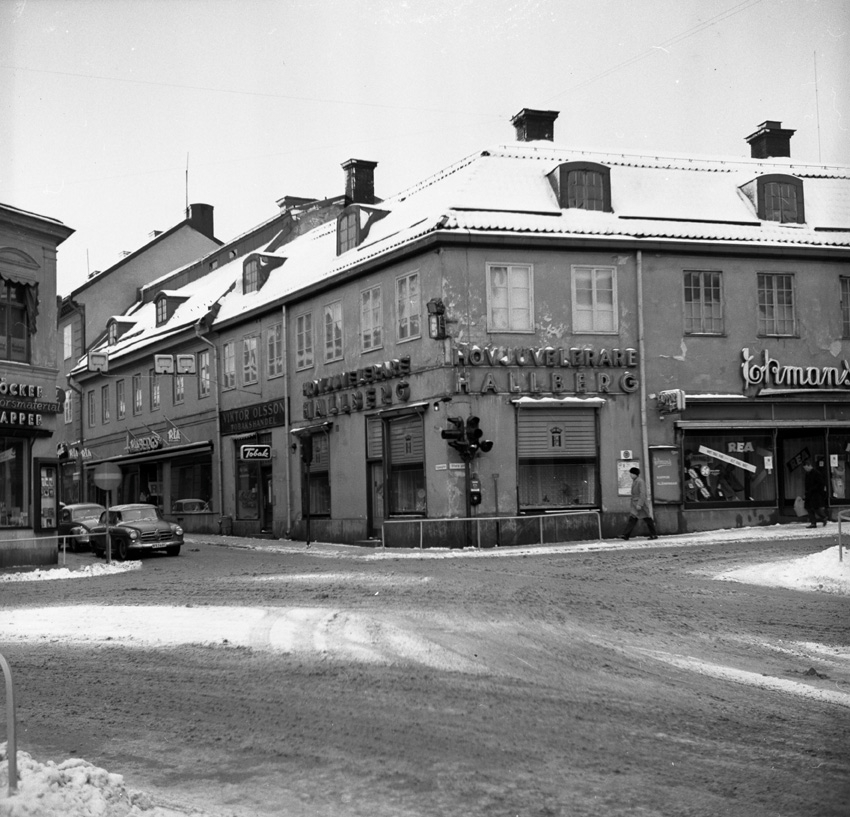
[70,526,84,535]
[172,525,183,536]
[128,530,139,540]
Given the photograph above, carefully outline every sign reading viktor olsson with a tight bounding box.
[741,348,850,390]
[453,345,639,395]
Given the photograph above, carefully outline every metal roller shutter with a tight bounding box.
[517,409,596,458]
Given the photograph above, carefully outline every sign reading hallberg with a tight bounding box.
[452,344,640,395]
[220,398,287,436]
[240,444,272,461]
[742,347,850,390]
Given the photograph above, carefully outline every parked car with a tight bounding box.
[90,504,183,561]
[57,503,106,552]
[172,498,209,513]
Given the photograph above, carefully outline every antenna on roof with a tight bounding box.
[814,52,822,163]
[185,152,190,216]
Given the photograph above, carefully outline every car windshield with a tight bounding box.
[118,508,160,522]
[71,506,103,520]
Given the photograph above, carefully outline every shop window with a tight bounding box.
[243,335,259,385]
[487,264,533,332]
[150,369,160,410]
[101,384,110,424]
[0,280,33,363]
[683,270,724,334]
[548,161,612,212]
[324,301,343,362]
[116,379,126,420]
[132,374,143,414]
[517,409,598,511]
[199,350,211,397]
[361,285,382,351]
[758,273,796,336]
[387,414,426,515]
[296,312,313,370]
[305,433,331,516]
[222,342,236,389]
[683,432,776,507]
[828,433,850,502]
[396,272,421,341]
[841,277,850,339]
[0,436,27,527]
[174,454,213,513]
[571,265,616,333]
[237,459,260,519]
[266,323,283,378]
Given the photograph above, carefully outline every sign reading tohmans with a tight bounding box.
[741,348,850,390]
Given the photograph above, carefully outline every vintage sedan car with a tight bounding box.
[171,498,209,513]
[57,503,106,552]
[90,503,183,561]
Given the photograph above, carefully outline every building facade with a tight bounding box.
[1,203,73,567]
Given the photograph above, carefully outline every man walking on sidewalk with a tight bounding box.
[802,462,829,528]
[621,467,659,540]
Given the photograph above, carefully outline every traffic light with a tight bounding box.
[300,435,313,464]
[441,417,468,455]
[465,416,494,454]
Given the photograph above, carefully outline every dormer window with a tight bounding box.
[335,205,389,256]
[108,322,119,345]
[106,317,135,345]
[156,297,168,325]
[742,174,805,224]
[548,162,612,212]
[154,291,189,326]
[242,254,284,293]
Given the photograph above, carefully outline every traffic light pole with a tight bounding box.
[464,457,472,548]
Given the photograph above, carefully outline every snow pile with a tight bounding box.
[716,544,850,594]
[0,745,197,816]
[0,562,140,583]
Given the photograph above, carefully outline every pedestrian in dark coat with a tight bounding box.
[621,467,658,540]
[802,462,829,527]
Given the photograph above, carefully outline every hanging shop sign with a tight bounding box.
[220,397,287,436]
[452,345,639,395]
[126,432,163,452]
[741,347,850,391]
[240,444,272,461]
[301,357,411,420]
[0,377,62,430]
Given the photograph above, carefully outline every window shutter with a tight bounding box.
[388,415,423,464]
[517,409,596,458]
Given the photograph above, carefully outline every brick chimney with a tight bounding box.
[745,121,795,159]
[511,108,559,142]
[186,203,215,239]
[342,159,378,204]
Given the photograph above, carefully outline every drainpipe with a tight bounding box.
[636,250,652,504]
[194,324,226,521]
[281,304,292,534]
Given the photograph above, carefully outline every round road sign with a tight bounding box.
[93,462,122,491]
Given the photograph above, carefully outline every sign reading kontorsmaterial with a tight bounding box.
[240,444,272,461]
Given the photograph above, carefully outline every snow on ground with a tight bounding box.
[1,524,848,814]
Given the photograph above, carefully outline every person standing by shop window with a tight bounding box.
[802,462,829,528]
[621,467,658,540]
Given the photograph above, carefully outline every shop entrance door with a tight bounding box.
[777,431,826,515]
[368,461,385,538]
[261,465,274,532]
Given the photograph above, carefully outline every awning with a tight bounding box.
[290,421,333,437]
[676,420,850,429]
[375,400,431,418]
[86,440,213,466]
[511,397,606,407]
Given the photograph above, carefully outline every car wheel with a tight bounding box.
[166,545,181,557]
[116,539,131,561]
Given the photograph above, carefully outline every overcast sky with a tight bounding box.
[2,0,848,296]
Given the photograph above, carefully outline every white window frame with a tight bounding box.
[266,323,283,378]
[63,324,73,359]
[64,390,73,424]
[243,335,259,385]
[324,301,343,362]
[116,379,125,420]
[101,384,110,424]
[87,390,95,428]
[132,374,143,415]
[758,272,796,337]
[222,342,236,389]
[156,298,167,325]
[487,263,534,333]
[199,350,211,398]
[360,285,383,352]
[150,369,161,410]
[396,271,421,342]
[571,265,618,334]
[174,373,185,405]
[296,312,314,371]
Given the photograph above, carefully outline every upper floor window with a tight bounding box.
[337,211,358,255]
[132,374,143,414]
[150,370,161,410]
[758,273,796,336]
[571,266,616,333]
[108,322,118,345]
[324,301,343,362]
[360,285,382,351]
[266,323,283,378]
[156,297,168,325]
[116,379,126,420]
[684,270,724,335]
[199,350,211,397]
[174,373,185,405]
[487,264,533,333]
[63,324,73,359]
[222,342,236,389]
[396,272,421,341]
[64,391,73,424]
[87,391,95,428]
[0,280,32,363]
[244,259,259,293]
[154,292,188,326]
[752,174,805,223]
[296,313,314,370]
[243,336,259,385]
[842,277,850,339]
[549,162,612,212]
[101,385,110,424]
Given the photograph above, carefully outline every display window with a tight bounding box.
[683,432,775,506]
[0,436,28,526]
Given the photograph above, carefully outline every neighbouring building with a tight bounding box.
[72,112,850,547]
[1,203,73,567]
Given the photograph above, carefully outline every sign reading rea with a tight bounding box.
[240,444,272,461]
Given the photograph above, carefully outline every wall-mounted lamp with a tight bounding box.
[426,298,447,340]
[432,396,452,412]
